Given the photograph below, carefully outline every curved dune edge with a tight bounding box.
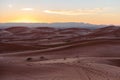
[1,39,120,57]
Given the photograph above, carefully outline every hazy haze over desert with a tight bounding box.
[0,0,120,80]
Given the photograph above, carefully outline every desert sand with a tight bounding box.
[0,26,120,80]
[1,40,120,80]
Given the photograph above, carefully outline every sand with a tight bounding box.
[0,40,120,80]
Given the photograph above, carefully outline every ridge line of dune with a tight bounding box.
[1,39,120,56]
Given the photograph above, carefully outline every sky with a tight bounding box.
[0,0,120,25]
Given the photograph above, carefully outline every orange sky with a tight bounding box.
[0,13,119,25]
[0,0,120,25]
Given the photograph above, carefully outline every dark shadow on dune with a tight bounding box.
[107,59,120,67]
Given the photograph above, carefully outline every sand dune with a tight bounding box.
[0,26,120,80]
[0,56,120,80]
[0,41,120,80]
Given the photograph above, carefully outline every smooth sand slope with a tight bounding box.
[1,39,120,57]
[0,56,120,80]
[0,40,120,80]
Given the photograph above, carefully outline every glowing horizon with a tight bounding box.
[0,0,120,25]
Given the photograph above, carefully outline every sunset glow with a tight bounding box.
[0,0,120,25]
[10,19,40,23]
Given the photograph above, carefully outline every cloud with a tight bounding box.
[8,4,13,8]
[21,8,34,11]
[44,8,105,15]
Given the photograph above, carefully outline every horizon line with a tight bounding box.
[0,22,119,25]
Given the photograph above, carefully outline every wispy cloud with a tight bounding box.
[21,8,34,11]
[44,8,105,15]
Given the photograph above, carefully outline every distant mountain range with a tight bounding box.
[0,22,107,29]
